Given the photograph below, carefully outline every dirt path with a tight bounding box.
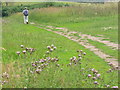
[31,23,118,69]
[45,25,118,50]
[79,34,118,50]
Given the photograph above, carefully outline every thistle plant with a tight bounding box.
[2,44,118,88]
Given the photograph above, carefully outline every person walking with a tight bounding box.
[23,7,29,24]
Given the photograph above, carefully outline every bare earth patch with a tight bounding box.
[79,34,118,50]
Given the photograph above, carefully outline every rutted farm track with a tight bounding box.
[31,23,118,69]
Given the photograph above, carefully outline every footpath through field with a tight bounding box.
[31,23,118,69]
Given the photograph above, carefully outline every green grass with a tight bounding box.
[87,39,118,59]
[29,3,118,43]
[2,2,118,88]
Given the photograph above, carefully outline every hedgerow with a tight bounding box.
[2,2,70,17]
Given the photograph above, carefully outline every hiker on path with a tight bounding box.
[23,7,29,24]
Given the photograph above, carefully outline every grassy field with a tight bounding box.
[29,3,118,43]
[2,2,118,88]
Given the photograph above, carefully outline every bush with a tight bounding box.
[2,2,71,17]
